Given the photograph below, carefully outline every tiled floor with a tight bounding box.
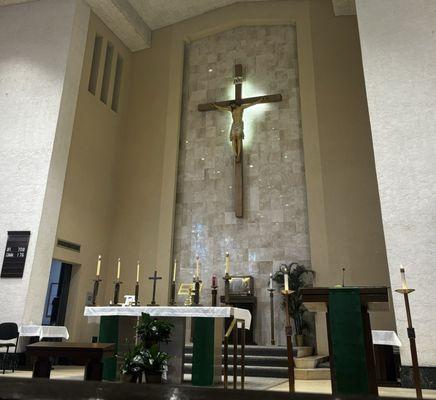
[2,367,436,398]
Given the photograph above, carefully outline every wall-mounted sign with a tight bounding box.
[1,231,30,278]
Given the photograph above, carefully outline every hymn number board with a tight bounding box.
[1,231,30,278]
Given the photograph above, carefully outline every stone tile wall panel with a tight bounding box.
[173,25,310,345]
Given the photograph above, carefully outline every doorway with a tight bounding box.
[42,260,72,326]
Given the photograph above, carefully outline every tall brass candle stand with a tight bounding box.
[395,268,422,399]
[282,289,295,393]
[268,286,276,345]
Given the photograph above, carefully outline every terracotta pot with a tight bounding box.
[296,334,304,347]
[145,372,162,384]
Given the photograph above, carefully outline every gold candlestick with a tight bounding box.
[395,267,422,399]
[91,277,102,306]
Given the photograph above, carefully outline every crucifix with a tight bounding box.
[198,64,282,218]
[148,270,162,306]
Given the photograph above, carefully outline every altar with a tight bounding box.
[84,306,251,385]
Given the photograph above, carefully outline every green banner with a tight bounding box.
[328,288,369,395]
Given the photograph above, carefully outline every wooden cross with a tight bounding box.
[198,64,282,218]
[148,270,162,306]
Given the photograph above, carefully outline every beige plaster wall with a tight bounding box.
[54,12,132,341]
[0,0,89,329]
[308,0,395,353]
[356,0,436,367]
[57,0,394,349]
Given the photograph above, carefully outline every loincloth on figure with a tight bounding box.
[230,121,244,141]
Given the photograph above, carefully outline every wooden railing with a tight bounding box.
[223,317,245,390]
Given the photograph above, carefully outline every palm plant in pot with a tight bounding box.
[272,262,314,346]
[143,344,169,383]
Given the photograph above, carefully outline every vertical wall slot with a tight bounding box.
[111,54,123,113]
[100,42,114,104]
[88,34,102,95]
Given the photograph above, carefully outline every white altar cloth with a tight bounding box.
[372,330,401,347]
[84,306,251,329]
[19,325,69,340]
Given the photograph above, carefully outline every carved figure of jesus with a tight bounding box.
[213,97,263,162]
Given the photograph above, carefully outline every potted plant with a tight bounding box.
[119,344,145,383]
[272,262,314,346]
[136,313,173,349]
[143,344,169,384]
[120,313,173,384]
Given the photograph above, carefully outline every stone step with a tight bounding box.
[294,355,329,369]
[295,346,313,358]
[184,353,328,368]
[295,368,331,380]
[183,364,331,380]
[183,363,288,378]
[184,354,289,367]
[184,344,313,358]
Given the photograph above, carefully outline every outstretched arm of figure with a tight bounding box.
[213,103,231,112]
[241,97,264,110]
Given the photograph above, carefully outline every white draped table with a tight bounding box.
[372,330,402,347]
[19,325,69,340]
[83,306,251,385]
[84,306,251,328]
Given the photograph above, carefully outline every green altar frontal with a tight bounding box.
[95,313,224,384]
[191,317,223,386]
[98,316,135,381]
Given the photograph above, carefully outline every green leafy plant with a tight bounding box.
[272,262,314,336]
[143,344,170,374]
[136,313,173,347]
[120,344,145,377]
[120,313,173,383]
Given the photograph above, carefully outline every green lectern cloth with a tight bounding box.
[99,316,119,381]
[192,317,216,386]
[328,288,369,395]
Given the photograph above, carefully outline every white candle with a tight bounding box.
[117,258,121,280]
[225,252,230,275]
[400,266,408,290]
[196,255,200,279]
[269,273,273,289]
[96,255,102,277]
[136,261,140,283]
[284,269,289,291]
[173,259,177,282]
